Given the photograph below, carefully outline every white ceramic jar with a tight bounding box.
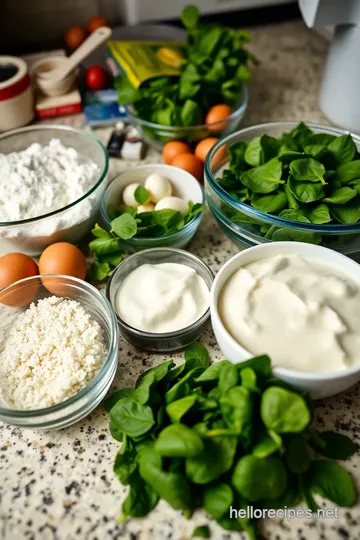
[0,56,34,132]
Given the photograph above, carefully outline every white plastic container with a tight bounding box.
[211,242,360,400]
[0,57,34,132]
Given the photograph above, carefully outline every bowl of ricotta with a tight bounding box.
[211,241,360,399]
[0,125,109,256]
[106,247,213,352]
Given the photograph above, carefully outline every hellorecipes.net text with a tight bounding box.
[229,506,339,522]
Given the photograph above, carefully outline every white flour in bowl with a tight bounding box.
[0,138,100,237]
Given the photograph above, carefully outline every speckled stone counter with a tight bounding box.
[1,20,359,540]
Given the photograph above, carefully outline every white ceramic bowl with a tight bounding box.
[210,242,360,399]
[100,164,205,252]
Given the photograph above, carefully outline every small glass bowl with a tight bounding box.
[106,247,214,352]
[0,275,119,430]
[126,86,248,151]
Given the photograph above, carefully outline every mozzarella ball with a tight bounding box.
[145,173,172,203]
[122,183,141,208]
[137,203,155,213]
[155,196,189,216]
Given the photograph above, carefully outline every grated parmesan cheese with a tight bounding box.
[0,296,107,410]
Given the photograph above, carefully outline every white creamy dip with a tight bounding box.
[116,263,209,333]
[218,254,360,373]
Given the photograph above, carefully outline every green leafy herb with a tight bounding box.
[134,185,149,204]
[192,525,211,538]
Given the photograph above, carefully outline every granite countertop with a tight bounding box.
[1,20,359,540]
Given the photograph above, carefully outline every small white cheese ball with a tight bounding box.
[145,173,172,203]
[155,196,189,216]
[122,183,141,208]
[137,203,155,213]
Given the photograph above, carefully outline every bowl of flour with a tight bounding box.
[0,125,109,255]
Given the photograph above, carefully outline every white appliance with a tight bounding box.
[299,0,360,132]
[119,0,294,25]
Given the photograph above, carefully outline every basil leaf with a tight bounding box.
[307,203,331,224]
[155,424,204,458]
[111,214,137,239]
[241,158,283,194]
[134,185,149,204]
[251,191,287,213]
[289,158,326,184]
[323,187,357,205]
[328,133,356,165]
[261,387,311,433]
[310,460,356,506]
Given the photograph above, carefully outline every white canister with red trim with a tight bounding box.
[0,56,35,132]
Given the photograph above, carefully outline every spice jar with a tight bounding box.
[0,56,34,132]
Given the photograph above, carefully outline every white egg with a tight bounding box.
[155,196,189,216]
[137,203,155,213]
[122,183,141,208]
[145,173,172,203]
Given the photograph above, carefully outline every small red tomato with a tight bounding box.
[85,65,108,90]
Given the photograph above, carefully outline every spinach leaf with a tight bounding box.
[311,431,358,460]
[134,185,149,204]
[111,214,137,240]
[181,99,202,126]
[244,136,262,167]
[89,231,122,256]
[110,398,155,438]
[240,367,260,393]
[155,424,204,458]
[114,447,137,485]
[261,387,311,433]
[218,362,238,394]
[235,355,271,376]
[136,360,175,387]
[307,203,331,224]
[331,198,360,224]
[288,122,313,148]
[241,159,283,194]
[251,191,287,213]
[307,133,336,146]
[303,144,328,161]
[284,184,301,209]
[286,436,311,474]
[310,460,356,506]
[116,76,138,105]
[323,187,357,205]
[260,134,281,163]
[195,361,233,383]
[328,134,356,165]
[220,386,253,443]
[232,454,287,502]
[278,149,306,164]
[252,433,282,458]
[203,483,234,519]
[165,367,204,404]
[289,158,326,184]
[181,4,200,29]
[186,435,237,484]
[121,474,159,518]
[103,388,135,413]
[288,176,325,203]
[229,141,248,172]
[90,260,111,281]
[166,395,198,423]
[184,343,210,370]
[191,526,210,538]
[336,160,360,183]
[279,209,310,222]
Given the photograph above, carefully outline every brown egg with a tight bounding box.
[39,242,87,296]
[162,141,192,165]
[205,104,233,131]
[0,253,39,306]
[195,137,219,163]
[171,153,204,182]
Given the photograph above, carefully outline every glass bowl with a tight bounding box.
[100,164,205,253]
[126,86,248,151]
[106,248,214,352]
[0,275,119,430]
[205,122,360,261]
[0,125,109,256]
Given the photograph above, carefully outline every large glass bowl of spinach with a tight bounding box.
[205,122,360,261]
[116,5,254,150]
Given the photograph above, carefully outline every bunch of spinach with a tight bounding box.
[218,123,360,244]
[105,344,357,538]
[116,5,256,132]
[88,189,205,280]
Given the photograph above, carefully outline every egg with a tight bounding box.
[0,253,39,306]
[122,183,142,208]
[195,137,219,162]
[145,173,172,203]
[155,196,189,216]
[39,242,87,295]
[205,104,233,131]
[137,203,155,213]
[171,153,203,182]
[162,141,192,165]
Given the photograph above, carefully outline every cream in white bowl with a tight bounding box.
[210,242,360,399]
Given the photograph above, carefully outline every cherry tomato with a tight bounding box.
[65,27,86,50]
[86,16,108,34]
[85,65,108,90]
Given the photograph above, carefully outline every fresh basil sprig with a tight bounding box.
[105,344,357,536]
[89,201,205,281]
